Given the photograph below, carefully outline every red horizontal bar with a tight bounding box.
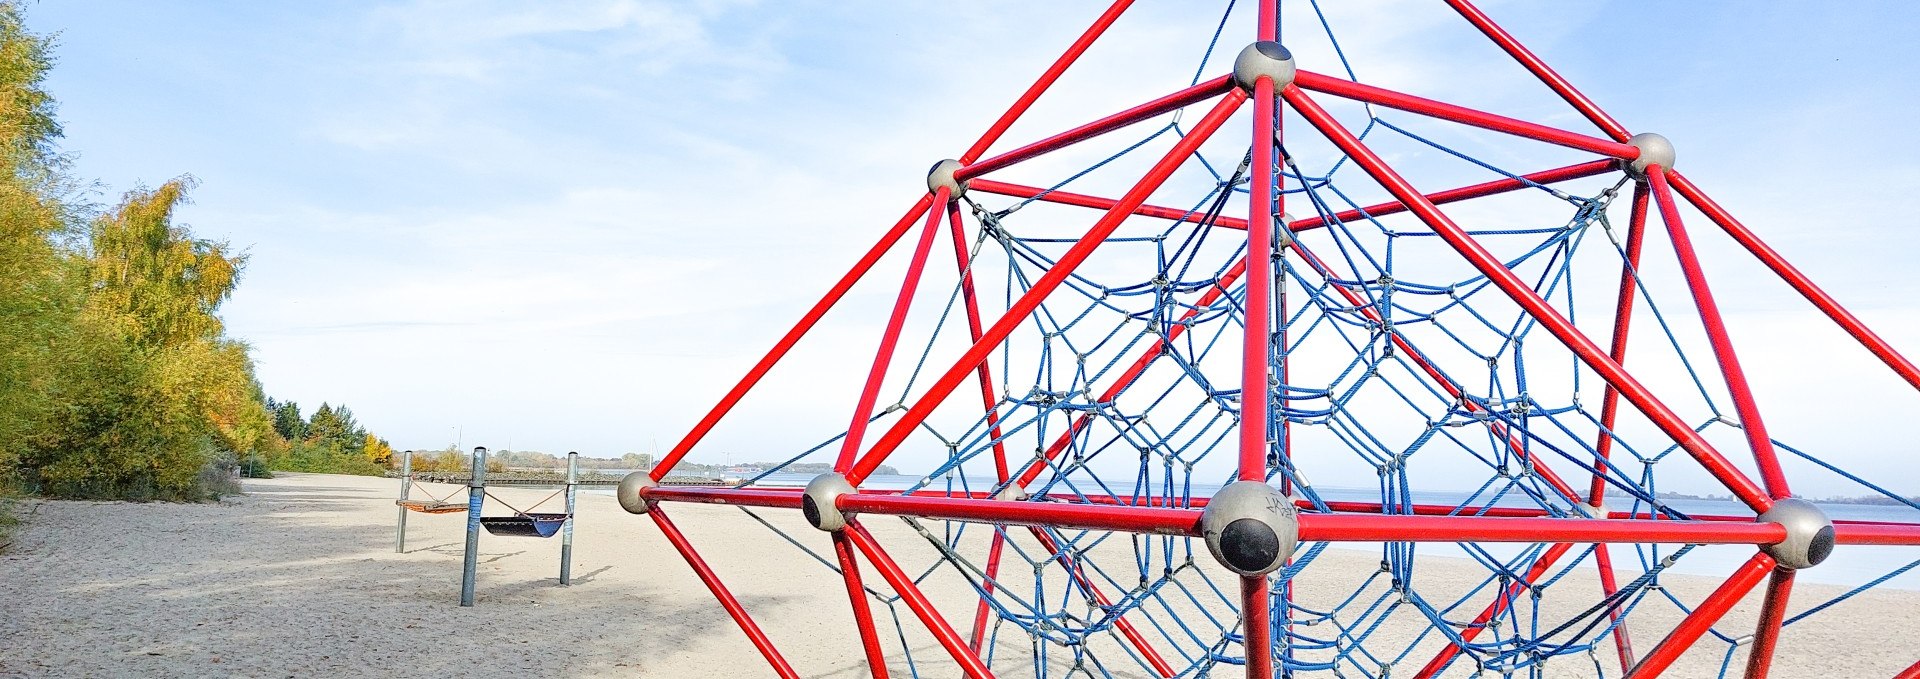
[1292,70,1641,160]
[1833,523,1920,546]
[1297,514,1786,544]
[642,486,806,509]
[955,75,1234,182]
[838,493,1203,536]
[967,158,1612,236]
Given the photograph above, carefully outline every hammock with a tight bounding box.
[480,513,569,538]
[397,499,467,514]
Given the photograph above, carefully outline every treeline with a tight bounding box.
[0,4,387,502]
[400,449,652,473]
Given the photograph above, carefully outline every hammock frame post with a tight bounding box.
[560,451,577,586]
[460,446,487,607]
[395,449,412,553]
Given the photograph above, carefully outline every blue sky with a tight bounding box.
[26,2,1920,495]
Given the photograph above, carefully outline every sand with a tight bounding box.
[0,472,1914,678]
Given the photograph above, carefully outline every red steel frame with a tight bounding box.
[624,1,1920,677]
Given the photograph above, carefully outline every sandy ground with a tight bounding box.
[0,472,1915,678]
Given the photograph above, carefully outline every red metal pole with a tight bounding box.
[833,532,893,679]
[1242,575,1273,678]
[1626,552,1776,679]
[1741,568,1795,679]
[1291,71,1641,160]
[1242,66,1279,482]
[1414,542,1575,679]
[1832,523,1920,546]
[1647,166,1790,498]
[1591,182,1653,503]
[1295,513,1785,545]
[1594,543,1637,675]
[648,508,802,679]
[1897,658,1920,679]
[968,530,1007,654]
[1668,170,1920,392]
[956,76,1235,182]
[1441,0,1634,142]
[845,521,998,679]
[946,202,1013,481]
[838,492,1203,536]
[946,199,1018,653]
[1025,526,1176,677]
[652,194,936,481]
[958,0,1138,165]
[966,159,1613,236]
[844,90,1251,486]
[1282,84,1775,515]
[834,188,951,471]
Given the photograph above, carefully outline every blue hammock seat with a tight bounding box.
[480,512,569,538]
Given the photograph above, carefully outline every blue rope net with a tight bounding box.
[698,2,1920,677]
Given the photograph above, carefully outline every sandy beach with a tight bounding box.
[1,472,1915,677]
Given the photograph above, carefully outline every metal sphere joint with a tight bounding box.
[1622,132,1676,179]
[927,159,969,198]
[617,472,658,515]
[1233,41,1297,92]
[1200,480,1300,576]
[803,473,857,532]
[993,484,1029,503]
[1758,497,1834,570]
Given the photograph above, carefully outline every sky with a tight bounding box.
[25,1,1920,495]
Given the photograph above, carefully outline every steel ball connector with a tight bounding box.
[927,159,969,198]
[617,471,658,514]
[1620,132,1676,180]
[803,473,857,532]
[1200,480,1300,576]
[1232,41,1296,92]
[1758,497,1835,570]
[993,484,1029,503]
[1274,212,1297,249]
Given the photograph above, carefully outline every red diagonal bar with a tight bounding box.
[959,0,1138,164]
[1414,541,1574,678]
[968,531,1007,653]
[1898,658,1920,679]
[1668,170,1920,392]
[967,159,1613,235]
[833,532,892,679]
[945,202,1013,482]
[1291,70,1641,160]
[1025,526,1176,677]
[1648,166,1790,498]
[1591,182,1653,503]
[1627,552,1776,679]
[1283,84,1774,514]
[1442,0,1633,142]
[649,508,801,679]
[1741,567,1795,679]
[956,75,1234,182]
[835,189,951,470]
[845,521,997,679]
[652,194,936,481]
[845,90,1251,485]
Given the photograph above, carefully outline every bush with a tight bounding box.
[272,441,387,477]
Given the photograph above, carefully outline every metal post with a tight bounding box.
[395,449,412,553]
[461,446,487,607]
[561,451,578,586]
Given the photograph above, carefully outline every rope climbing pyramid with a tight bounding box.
[618,1,1920,677]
